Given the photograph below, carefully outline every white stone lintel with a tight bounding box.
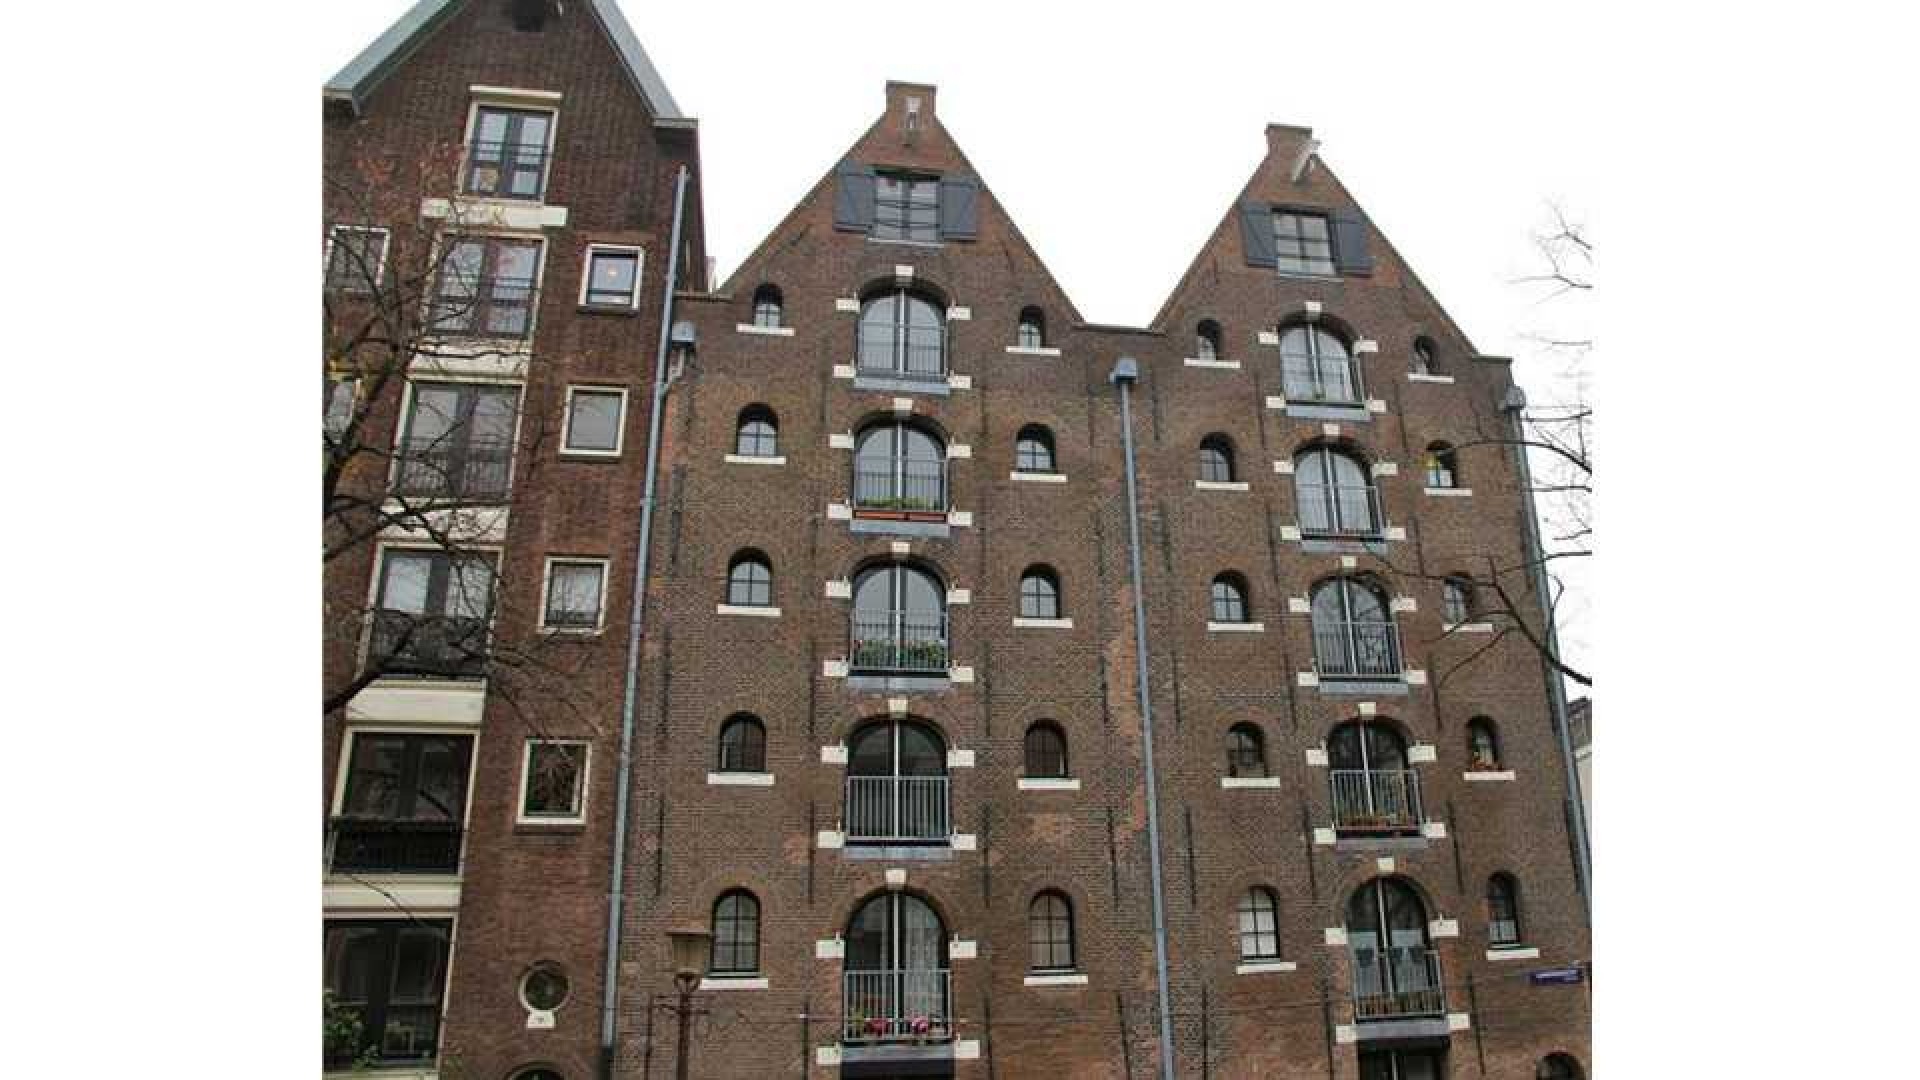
[820,744,848,765]
[835,297,860,313]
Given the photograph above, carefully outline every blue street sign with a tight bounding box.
[1530,966,1585,985]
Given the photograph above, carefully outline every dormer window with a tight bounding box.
[874,171,939,243]
[1273,211,1335,276]
[464,106,553,201]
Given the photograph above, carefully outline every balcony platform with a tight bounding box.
[1355,1017,1452,1044]
[839,1041,955,1077]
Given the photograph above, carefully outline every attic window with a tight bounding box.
[509,0,551,32]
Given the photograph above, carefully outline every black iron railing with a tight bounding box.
[427,276,539,339]
[842,969,952,1042]
[367,612,490,679]
[391,434,514,500]
[1282,356,1366,406]
[1351,946,1445,1020]
[463,139,551,200]
[1312,619,1402,679]
[844,776,950,842]
[853,462,947,513]
[856,327,946,379]
[327,819,463,875]
[850,611,949,673]
[1329,769,1424,830]
[1297,483,1384,538]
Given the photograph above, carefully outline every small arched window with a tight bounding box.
[1024,722,1069,778]
[1424,442,1460,489]
[1442,577,1474,625]
[1019,566,1061,620]
[735,405,778,458]
[752,284,783,328]
[726,552,772,607]
[1198,435,1236,483]
[1028,891,1076,972]
[1196,319,1222,362]
[1017,306,1046,349]
[1467,717,1501,771]
[710,889,761,974]
[1537,1054,1585,1080]
[1210,573,1249,624]
[1015,425,1056,473]
[718,714,767,773]
[1227,723,1267,777]
[1487,873,1523,947]
[1237,887,1281,960]
[1412,337,1437,375]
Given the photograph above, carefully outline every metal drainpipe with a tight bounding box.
[600,164,691,1080]
[1110,356,1178,1080]
[1501,384,1592,921]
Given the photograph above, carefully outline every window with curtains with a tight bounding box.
[541,559,606,631]
[1027,891,1076,972]
[717,714,767,773]
[856,288,946,378]
[1015,425,1056,473]
[1412,338,1438,375]
[1023,722,1068,778]
[1237,887,1281,960]
[1294,444,1382,538]
[710,890,761,974]
[1016,306,1045,348]
[1442,577,1474,625]
[1227,723,1267,777]
[1210,574,1249,623]
[726,552,772,607]
[1196,319,1222,361]
[734,406,779,458]
[752,284,783,327]
[1198,435,1236,482]
[1487,874,1523,946]
[1280,323,1362,405]
[1019,566,1061,619]
[1467,717,1501,770]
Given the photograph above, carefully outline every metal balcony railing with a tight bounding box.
[844,775,950,843]
[842,969,953,1042]
[1312,619,1403,679]
[1329,769,1424,830]
[391,434,514,501]
[1297,483,1385,538]
[853,462,948,514]
[1351,946,1445,1021]
[462,139,551,200]
[1282,356,1366,406]
[856,328,946,380]
[367,612,490,679]
[850,611,950,674]
[427,276,539,339]
[327,819,463,875]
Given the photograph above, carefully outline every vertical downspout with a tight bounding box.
[1502,385,1592,921]
[600,164,690,1080]
[1110,357,1178,1080]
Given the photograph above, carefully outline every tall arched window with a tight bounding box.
[1237,887,1281,960]
[1028,891,1076,972]
[710,890,761,974]
[718,714,767,773]
[854,421,946,513]
[1294,445,1381,537]
[735,405,778,458]
[1328,719,1420,830]
[1018,566,1061,620]
[843,892,950,1041]
[1196,319,1222,362]
[1537,1054,1585,1080]
[1412,337,1437,376]
[1310,577,1400,679]
[1015,425,1056,474]
[1487,873,1523,946]
[1467,717,1501,770]
[1198,435,1236,483]
[1024,722,1068,778]
[1346,877,1442,1020]
[1280,323,1361,405]
[726,552,772,608]
[1016,306,1045,349]
[846,719,949,842]
[1441,577,1474,625]
[1227,723,1267,778]
[1210,573,1250,624]
[850,563,948,673]
[857,288,946,379]
[752,284,783,328]
[1423,442,1460,489]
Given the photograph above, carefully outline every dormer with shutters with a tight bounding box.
[831,85,980,245]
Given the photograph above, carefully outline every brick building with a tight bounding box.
[322,5,1591,1080]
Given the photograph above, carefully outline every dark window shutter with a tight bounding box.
[1239,200,1278,268]
[939,174,979,239]
[833,160,876,232]
[1332,210,1375,275]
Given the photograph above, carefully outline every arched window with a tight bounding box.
[1294,445,1381,537]
[1328,719,1420,830]
[1015,425,1056,474]
[1412,337,1437,376]
[710,889,761,974]
[1016,306,1046,349]
[718,714,767,773]
[751,284,783,328]
[1198,435,1236,483]
[1423,442,1459,489]
[853,420,946,513]
[1280,323,1361,405]
[1346,877,1442,1019]
[1028,891,1076,972]
[1537,1054,1585,1080]
[1442,577,1474,625]
[1019,566,1061,620]
[1487,874,1523,947]
[850,563,948,673]
[1210,573,1250,623]
[726,552,772,607]
[1467,717,1501,770]
[1237,887,1281,961]
[734,405,778,458]
[1196,319,1222,362]
[511,1070,563,1080]
[846,719,949,842]
[1024,722,1068,778]
[1227,723,1267,778]
[857,288,945,379]
[843,892,950,1040]
[1310,577,1400,679]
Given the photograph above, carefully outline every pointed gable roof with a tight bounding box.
[324,0,686,122]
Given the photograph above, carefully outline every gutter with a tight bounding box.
[1110,356,1178,1079]
[600,164,691,1080]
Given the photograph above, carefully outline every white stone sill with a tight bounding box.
[716,604,781,617]
[1207,621,1265,633]
[735,323,794,337]
[1195,480,1250,492]
[1005,344,1062,357]
[1486,946,1540,961]
[1023,973,1089,987]
[1221,775,1280,789]
[1408,372,1456,384]
[707,772,775,787]
[1445,622,1495,634]
[1183,356,1241,370]
[724,454,786,466]
[1017,777,1081,792]
[1464,770,1516,783]
[1010,471,1067,484]
[700,975,770,989]
[1424,487,1474,497]
[1235,960,1298,975]
[1012,617,1073,629]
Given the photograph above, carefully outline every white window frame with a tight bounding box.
[539,555,611,634]
[325,224,391,291]
[518,738,592,825]
[424,231,550,345]
[325,376,359,442]
[578,243,645,310]
[459,97,561,203]
[560,384,629,458]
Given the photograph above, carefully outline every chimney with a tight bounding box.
[1265,122,1319,183]
[885,80,937,140]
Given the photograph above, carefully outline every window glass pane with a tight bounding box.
[587,251,638,305]
[411,737,470,821]
[389,927,448,1003]
[546,563,604,626]
[524,742,582,815]
[325,379,357,439]
[344,736,408,818]
[567,390,622,452]
[379,553,434,614]
[325,924,384,1002]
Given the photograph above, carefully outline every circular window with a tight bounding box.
[520,964,570,1012]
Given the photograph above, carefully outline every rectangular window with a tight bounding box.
[324,919,452,1068]
[520,739,589,822]
[873,171,940,242]
[324,377,358,444]
[580,245,642,308]
[562,386,626,456]
[429,236,542,339]
[369,549,497,678]
[330,733,473,874]
[1274,211,1336,276]
[393,381,519,499]
[326,226,390,292]
[542,558,607,631]
[464,105,554,200]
